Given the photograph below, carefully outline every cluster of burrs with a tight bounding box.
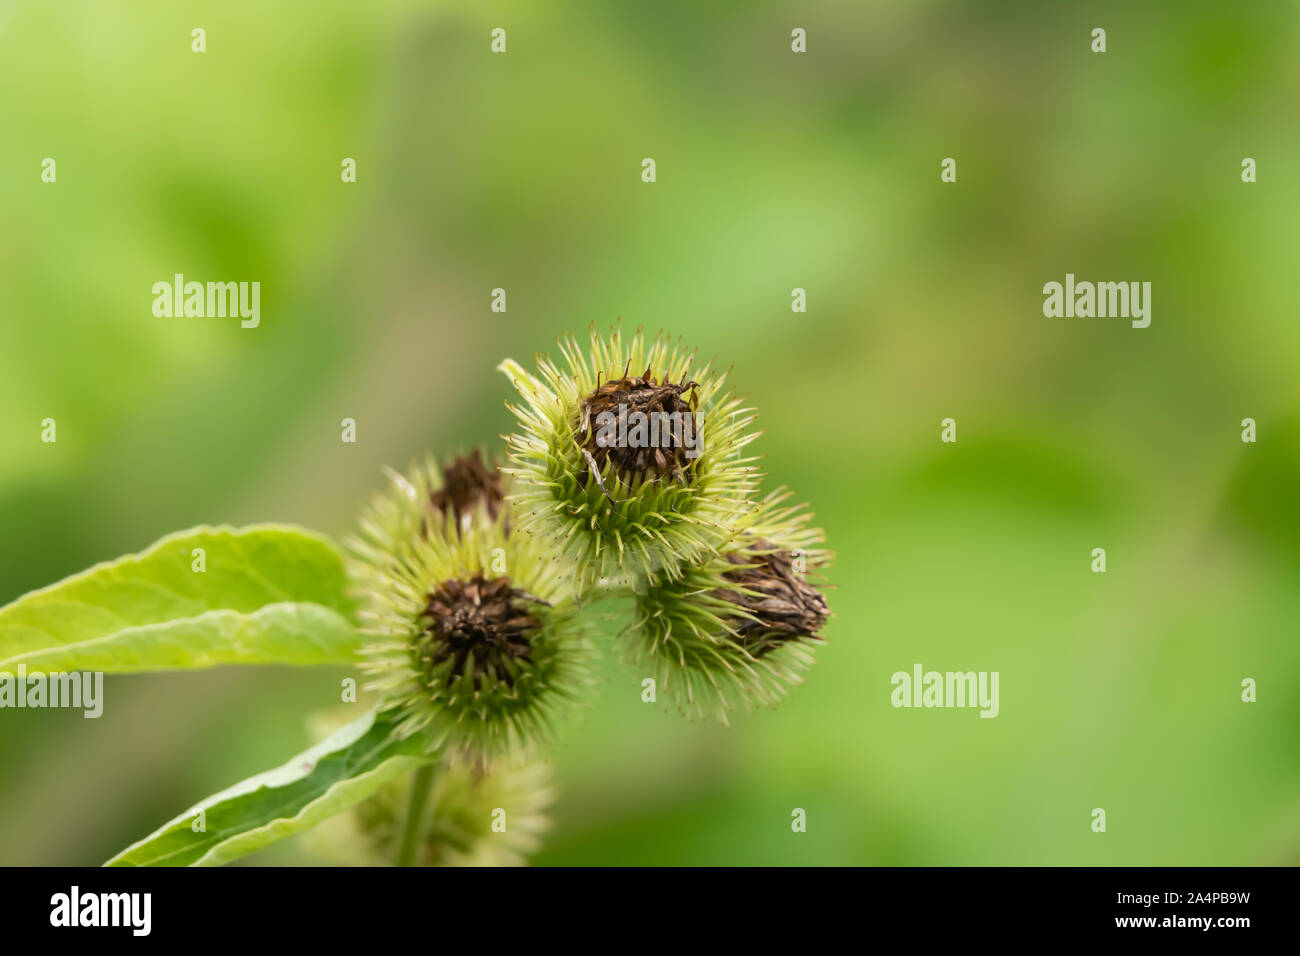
[347,327,833,765]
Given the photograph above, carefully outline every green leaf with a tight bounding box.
[106,708,432,867]
[0,524,361,673]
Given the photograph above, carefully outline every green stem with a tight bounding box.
[396,763,437,867]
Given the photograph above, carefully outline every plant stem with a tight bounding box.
[396,763,437,867]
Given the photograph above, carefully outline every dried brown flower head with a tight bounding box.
[429,450,504,527]
[578,364,700,491]
[419,576,548,689]
[718,540,830,656]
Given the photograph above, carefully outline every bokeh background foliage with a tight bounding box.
[1,0,1297,865]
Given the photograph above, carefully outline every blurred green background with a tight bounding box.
[1,0,1297,866]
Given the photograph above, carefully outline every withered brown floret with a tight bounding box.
[717,539,829,656]
[418,576,548,689]
[577,363,700,495]
[428,450,504,530]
